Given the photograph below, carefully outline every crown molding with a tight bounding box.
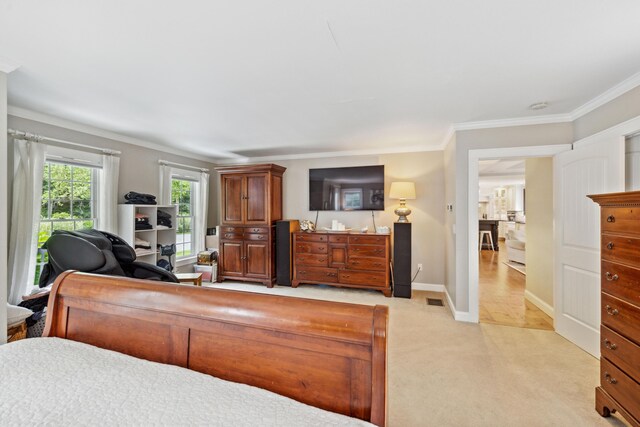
[439,125,455,150]
[0,56,20,73]
[570,70,640,120]
[7,106,227,163]
[453,113,572,132]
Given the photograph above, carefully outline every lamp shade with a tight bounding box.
[389,182,416,200]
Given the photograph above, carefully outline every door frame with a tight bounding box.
[467,144,571,323]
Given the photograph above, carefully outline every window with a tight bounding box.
[172,178,195,258]
[35,162,98,284]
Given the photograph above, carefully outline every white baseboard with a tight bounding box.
[412,282,445,292]
[443,286,475,322]
[524,289,555,319]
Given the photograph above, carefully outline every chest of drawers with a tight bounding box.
[292,232,391,297]
[589,191,640,427]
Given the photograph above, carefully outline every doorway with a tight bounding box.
[477,158,553,330]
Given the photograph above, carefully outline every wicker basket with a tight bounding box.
[7,321,28,343]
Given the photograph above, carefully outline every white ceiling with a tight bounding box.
[2,1,640,161]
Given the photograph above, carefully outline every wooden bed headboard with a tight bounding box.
[43,271,388,426]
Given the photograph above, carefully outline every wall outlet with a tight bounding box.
[417,263,423,271]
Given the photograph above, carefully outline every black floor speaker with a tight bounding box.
[393,222,412,298]
[276,220,300,286]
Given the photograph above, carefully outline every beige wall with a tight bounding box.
[7,116,218,227]
[215,150,447,285]
[443,134,457,302]
[574,86,640,141]
[0,72,7,343]
[524,157,554,310]
[450,122,573,312]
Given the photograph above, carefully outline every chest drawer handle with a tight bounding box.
[606,215,615,223]
[604,372,617,384]
[605,272,619,282]
[343,274,350,278]
[605,305,619,316]
[603,339,617,350]
[606,242,614,250]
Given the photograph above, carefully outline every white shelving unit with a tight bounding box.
[118,204,177,267]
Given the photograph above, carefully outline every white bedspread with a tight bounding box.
[0,338,373,427]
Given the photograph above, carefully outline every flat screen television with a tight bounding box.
[309,165,385,211]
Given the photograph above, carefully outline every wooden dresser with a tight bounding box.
[292,232,391,297]
[216,164,286,287]
[589,191,640,427]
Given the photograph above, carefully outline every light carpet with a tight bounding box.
[203,281,628,427]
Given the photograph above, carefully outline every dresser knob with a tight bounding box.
[605,272,619,282]
[606,242,614,250]
[606,215,615,223]
[603,339,617,350]
[605,305,619,316]
[604,372,617,384]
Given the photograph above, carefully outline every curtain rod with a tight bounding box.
[159,159,209,173]
[8,128,122,155]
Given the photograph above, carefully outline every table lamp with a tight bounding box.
[389,181,416,223]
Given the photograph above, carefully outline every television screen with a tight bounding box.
[309,165,385,211]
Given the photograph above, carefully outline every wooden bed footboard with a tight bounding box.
[43,271,388,426]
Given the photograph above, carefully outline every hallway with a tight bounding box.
[479,242,554,330]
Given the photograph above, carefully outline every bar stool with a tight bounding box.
[479,231,495,251]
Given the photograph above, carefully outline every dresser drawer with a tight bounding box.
[600,358,640,421]
[329,235,348,243]
[295,253,329,267]
[601,206,640,236]
[295,242,328,254]
[348,245,386,258]
[601,293,640,344]
[221,226,243,234]
[601,325,640,381]
[296,266,338,283]
[244,233,269,241]
[349,235,387,245]
[246,227,269,234]
[347,257,387,271]
[602,234,640,269]
[221,232,243,240]
[601,260,640,307]
[296,233,328,243]
[339,269,387,287]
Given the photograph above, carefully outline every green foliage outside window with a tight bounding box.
[172,179,194,258]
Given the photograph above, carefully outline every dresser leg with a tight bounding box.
[596,387,612,418]
[382,289,392,298]
[291,281,299,288]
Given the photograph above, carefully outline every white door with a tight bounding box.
[554,136,625,357]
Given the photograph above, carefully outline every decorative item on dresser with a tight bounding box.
[216,164,285,287]
[588,191,640,427]
[292,231,392,297]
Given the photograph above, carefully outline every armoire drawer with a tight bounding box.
[295,242,328,254]
[295,253,329,267]
[602,234,640,269]
[349,235,387,245]
[600,359,640,421]
[221,226,243,234]
[347,257,387,271]
[601,207,640,236]
[296,233,328,242]
[601,260,640,307]
[348,245,386,258]
[244,233,269,241]
[601,325,640,381]
[601,293,640,344]
[296,267,338,283]
[246,227,269,234]
[221,232,243,240]
[339,270,386,287]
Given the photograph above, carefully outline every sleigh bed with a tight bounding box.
[0,271,388,426]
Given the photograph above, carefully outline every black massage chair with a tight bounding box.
[38,229,179,287]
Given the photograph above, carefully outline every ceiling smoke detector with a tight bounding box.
[529,102,548,111]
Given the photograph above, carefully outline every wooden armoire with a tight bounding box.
[216,164,286,287]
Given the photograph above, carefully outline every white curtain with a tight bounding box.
[158,163,173,205]
[194,171,210,253]
[98,154,120,234]
[8,140,46,304]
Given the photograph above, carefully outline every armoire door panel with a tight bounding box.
[222,175,244,224]
[246,174,268,224]
[245,241,269,278]
[221,241,243,277]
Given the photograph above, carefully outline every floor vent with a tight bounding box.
[427,298,444,307]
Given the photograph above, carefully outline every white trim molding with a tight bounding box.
[524,290,554,320]
[0,56,20,73]
[444,286,475,322]
[412,282,445,292]
[454,113,572,132]
[570,70,640,120]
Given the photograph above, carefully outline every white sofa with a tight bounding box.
[505,229,526,265]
